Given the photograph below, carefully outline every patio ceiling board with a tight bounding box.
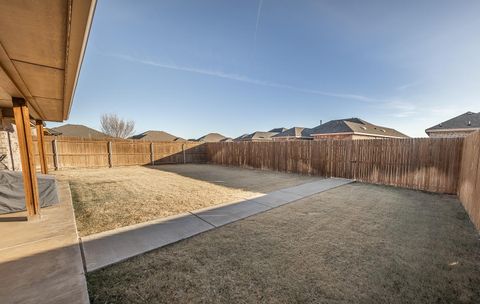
[0,0,96,122]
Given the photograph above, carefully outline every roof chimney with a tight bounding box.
[319,120,323,125]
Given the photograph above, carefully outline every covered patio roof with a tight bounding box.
[0,0,97,122]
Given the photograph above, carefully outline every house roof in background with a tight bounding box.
[44,128,62,136]
[309,118,408,138]
[130,130,185,142]
[197,132,229,142]
[234,131,278,141]
[425,112,480,132]
[273,127,312,138]
[50,124,107,138]
[269,127,287,133]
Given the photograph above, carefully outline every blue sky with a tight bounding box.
[50,0,480,138]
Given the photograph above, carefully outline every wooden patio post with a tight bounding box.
[150,142,154,165]
[52,139,59,170]
[12,98,41,220]
[35,120,48,174]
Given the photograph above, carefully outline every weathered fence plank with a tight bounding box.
[206,138,465,194]
[31,135,476,200]
[458,131,480,230]
[32,136,207,169]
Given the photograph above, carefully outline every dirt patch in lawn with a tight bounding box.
[87,183,480,304]
[53,164,316,236]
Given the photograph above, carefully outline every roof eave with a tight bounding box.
[63,0,97,121]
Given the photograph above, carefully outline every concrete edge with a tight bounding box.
[82,178,354,272]
[81,212,197,242]
[83,213,215,272]
[192,200,273,228]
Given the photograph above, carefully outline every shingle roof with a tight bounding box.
[44,128,62,136]
[234,131,278,141]
[130,130,185,142]
[425,112,480,132]
[273,127,312,138]
[50,124,108,138]
[269,127,287,133]
[197,133,229,142]
[308,118,408,138]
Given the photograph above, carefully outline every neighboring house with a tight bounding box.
[309,118,408,140]
[425,111,480,138]
[44,128,62,136]
[234,131,279,142]
[130,130,185,142]
[197,133,230,142]
[272,127,313,141]
[233,127,287,142]
[50,124,108,139]
[269,127,287,133]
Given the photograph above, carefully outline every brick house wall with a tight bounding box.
[313,134,353,140]
[272,137,312,141]
[313,134,399,140]
[427,130,478,138]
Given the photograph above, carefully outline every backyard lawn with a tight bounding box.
[53,164,318,236]
[87,183,480,304]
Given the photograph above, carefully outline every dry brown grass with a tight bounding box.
[53,164,316,236]
[87,183,480,304]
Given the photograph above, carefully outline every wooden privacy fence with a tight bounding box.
[206,138,465,194]
[29,133,480,229]
[32,136,207,170]
[457,131,480,230]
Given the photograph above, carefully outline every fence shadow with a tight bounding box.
[145,161,320,194]
[205,138,465,194]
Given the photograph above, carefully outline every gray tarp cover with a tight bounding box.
[0,171,59,214]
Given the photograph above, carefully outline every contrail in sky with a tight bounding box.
[110,53,382,103]
[254,0,264,44]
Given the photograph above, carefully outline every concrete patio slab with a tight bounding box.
[193,199,272,227]
[82,213,214,272]
[0,182,89,304]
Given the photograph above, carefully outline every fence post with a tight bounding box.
[182,144,186,164]
[108,141,113,168]
[52,139,59,170]
[150,142,154,165]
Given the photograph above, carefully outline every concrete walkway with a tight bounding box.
[82,178,353,272]
[0,182,89,304]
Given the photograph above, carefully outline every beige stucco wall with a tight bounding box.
[0,121,37,171]
[0,123,21,171]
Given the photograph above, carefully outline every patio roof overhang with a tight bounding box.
[0,0,97,220]
[0,0,97,122]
